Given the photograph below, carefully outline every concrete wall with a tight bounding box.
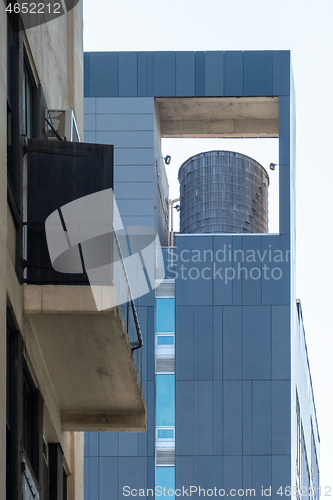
[1,3,84,497]
[64,432,85,500]
[23,6,84,137]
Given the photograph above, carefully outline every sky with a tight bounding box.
[83,0,333,487]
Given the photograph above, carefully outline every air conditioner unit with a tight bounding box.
[45,109,80,142]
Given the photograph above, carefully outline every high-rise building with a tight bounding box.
[83,51,319,499]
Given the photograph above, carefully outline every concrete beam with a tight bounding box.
[157,96,279,138]
[161,119,279,138]
[62,411,147,432]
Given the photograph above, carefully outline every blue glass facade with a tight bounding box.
[155,468,175,500]
[155,297,175,498]
[155,375,175,427]
[156,299,175,332]
[156,336,174,346]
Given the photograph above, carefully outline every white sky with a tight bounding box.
[83,0,333,487]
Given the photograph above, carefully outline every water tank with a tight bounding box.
[178,151,269,234]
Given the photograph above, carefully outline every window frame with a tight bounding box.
[156,426,175,442]
[7,13,39,280]
[6,309,44,498]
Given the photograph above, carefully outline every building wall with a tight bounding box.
[1,4,84,498]
[82,91,169,498]
[64,432,85,500]
[84,299,156,498]
[291,303,320,493]
[174,233,292,497]
[23,8,84,138]
[154,101,169,246]
[0,4,8,497]
[84,96,168,245]
[83,50,319,500]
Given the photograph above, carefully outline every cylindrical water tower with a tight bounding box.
[178,150,269,234]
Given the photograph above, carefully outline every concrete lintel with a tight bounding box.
[23,284,118,314]
[161,119,279,138]
[157,96,279,138]
[61,411,147,432]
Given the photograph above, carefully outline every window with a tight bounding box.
[23,63,34,138]
[296,392,311,497]
[155,375,175,427]
[155,334,175,374]
[155,467,175,499]
[23,366,38,471]
[156,427,175,441]
[155,296,176,490]
[300,428,310,494]
[6,311,43,498]
[49,443,68,499]
[311,423,319,499]
[156,335,175,346]
[7,13,15,194]
[6,324,12,499]
[7,13,39,280]
[296,394,301,482]
[156,298,175,332]
[6,309,68,499]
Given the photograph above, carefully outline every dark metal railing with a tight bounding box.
[112,230,143,353]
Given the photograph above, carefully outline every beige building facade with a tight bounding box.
[1,5,146,500]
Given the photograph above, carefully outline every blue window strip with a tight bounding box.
[157,335,175,346]
[155,375,175,427]
[157,428,175,439]
[156,467,175,500]
[156,299,175,333]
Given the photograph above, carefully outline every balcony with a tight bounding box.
[23,139,146,432]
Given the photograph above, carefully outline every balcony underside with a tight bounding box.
[23,285,146,432]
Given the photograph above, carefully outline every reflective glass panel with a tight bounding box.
[157,428,174,440]
[157,335,175,346]
[155,375,175,426]
[156,467,175,500]
[156,299,175,333]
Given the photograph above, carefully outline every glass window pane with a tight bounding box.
[155,375,175,427]
[157,428,174,439]
[157,335,174,346]
[156,467,175,500]
[156,299,175,332]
